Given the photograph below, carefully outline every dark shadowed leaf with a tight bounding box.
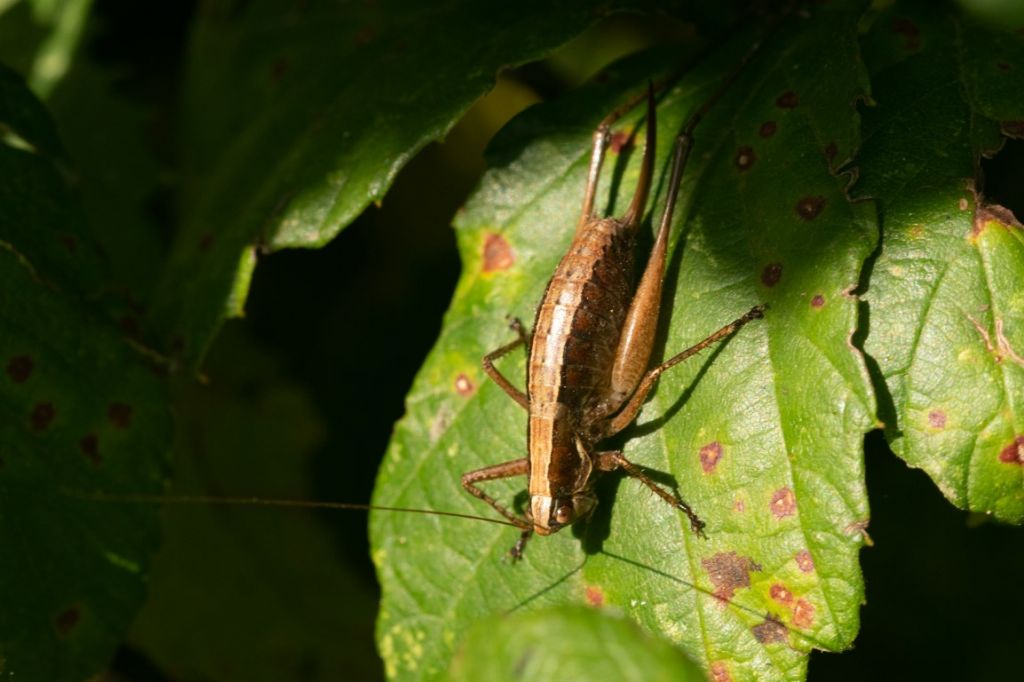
[0,65,168,681]
[858,2,1024,522]
[149,0,733,367]
[372,3,876,680]
[129,326,380,681]
[0,3,167,297]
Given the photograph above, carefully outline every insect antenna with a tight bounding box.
[63,490,520,527]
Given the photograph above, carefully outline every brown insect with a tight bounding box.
[465,80,764,559]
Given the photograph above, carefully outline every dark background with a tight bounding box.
[19,1,1024,679]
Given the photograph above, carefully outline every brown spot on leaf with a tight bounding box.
[928,410,947,429]
[354,26,376,45]
[752,614,788,645]
[999,436,1024,466]
[482,233,514,272]
[80,434,101,465]
[31,403,55,431]
[761,263,783,287]
[108,403,133,429]
[769,583,794,606]
[973,204,1023,237]
[775,91,799,109]
[585,585,604,607]
[55,606,80,635]
[997,62,1012,72]
[198,233,214,252]
[793,599,815,628]
[702,551,761,601]
[770,487,796,518]
[609,131,631,153]
[1002,120,1024,139]
[759,121,777,138]
[6,355,33,383]
[892,17,921,50]
[710,661,733,682]
[60,235,77,253]
[796,195,826,221]
[811,294,825,308]
[824,142,838,161]
[892,16,919,37]
[454,373,475,397]
[795,550,815,573]
[271,57,288,82]
[735,146,756,171]
[959,197,970,211]
[119,315,141,338]
[700,441,723,473]
[734,498,745,513]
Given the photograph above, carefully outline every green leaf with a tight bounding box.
[0,64,106,295]
[0,0,92,97]
[858,3,1024,521]
[446,606,706,682]
[372,3,876,680]
[0,2,167,297]
[0,66,169,679]
[148,0,727,367]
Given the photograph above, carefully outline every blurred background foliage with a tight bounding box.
[1,0,1023,679]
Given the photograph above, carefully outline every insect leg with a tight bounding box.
[595,450,705,537]
[461,458,531,530]
[603,305,765,437]
[578,83,657,230]
[604,130,695,417]
[482,318,531,410]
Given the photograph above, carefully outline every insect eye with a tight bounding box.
[555,504,574,525]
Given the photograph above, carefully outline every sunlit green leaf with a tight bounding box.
[447,606,706,682]
[372,3,876,680]
[858,2,1024,521]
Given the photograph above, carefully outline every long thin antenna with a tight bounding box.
[65,490,520,528]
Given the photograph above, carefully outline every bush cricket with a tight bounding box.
[465,57,765,559]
